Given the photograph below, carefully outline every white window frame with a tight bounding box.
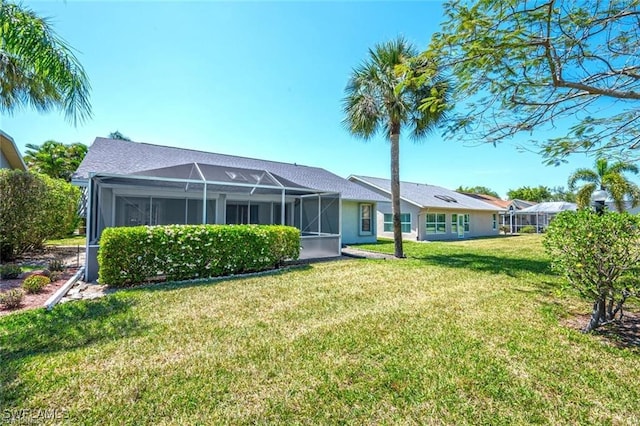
[426,213,446,234]
[451,213,470,233]
[492,213,497,230]
[359,203,373,235]
[383,213,411,233]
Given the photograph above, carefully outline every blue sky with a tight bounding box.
[1,0,601,198]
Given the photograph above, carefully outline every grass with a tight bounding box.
[44,234,86,247]
[1,235,639,424]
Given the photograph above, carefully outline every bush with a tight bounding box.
[0,289,24,309]
[48,259,65,272]
[98,224,300,287]
[544,210,640,332]
[50,271,64,282]
[21,275,51,294]
[519,225,536,234]
[0,170,80,260]
[0,264,23,279]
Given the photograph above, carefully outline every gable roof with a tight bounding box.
[349,175,501,211]
[73,138,387,202]
[0,130,27,171]
[459,192,511,209]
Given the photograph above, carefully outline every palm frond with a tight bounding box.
[568,168,599,190]
[0,2,92,124]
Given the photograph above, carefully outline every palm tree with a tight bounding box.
[343,37,449,258]
[24,140,88,182]
[568,158,640,212]
[0,1,91,124]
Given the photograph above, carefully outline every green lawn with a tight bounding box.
[44,234,86,247]
[1,235,638,424]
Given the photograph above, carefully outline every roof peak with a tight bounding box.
[94,137,318,171]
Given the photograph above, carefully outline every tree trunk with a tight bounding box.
[585,297,607,332]
[390,129,404,258]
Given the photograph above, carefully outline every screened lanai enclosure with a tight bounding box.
[84,163,341,281]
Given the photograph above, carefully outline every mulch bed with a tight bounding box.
[0,246,82,316]
[563,311,640,348]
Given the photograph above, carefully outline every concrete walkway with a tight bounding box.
[341,246,397,260]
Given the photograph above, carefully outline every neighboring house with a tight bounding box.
[349,175,502,241]
[516,201,577,232]
[462,192,539,233]
[0,130,27,171]
[73,138,386,281]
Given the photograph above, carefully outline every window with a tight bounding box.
[383,213,411,233]
[492,214,497,230]
[360,204,373,235]
[451,213,470,233]
[426,213,446,234]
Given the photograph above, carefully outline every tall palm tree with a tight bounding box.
[0,1,91,124]
[568,158,640,212]
[343,37,449,258]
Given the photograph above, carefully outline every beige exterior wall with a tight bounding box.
[376,202,499,241]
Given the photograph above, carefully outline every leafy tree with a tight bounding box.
[549,186,576,203]
[0,170,80,260]
[568,158,640,212]
[0,1,91,124]
[506,185,552,203]
[456,185,499,198]
[343,37,450,258]
[544,210,640,332]
[24,141,87,182]
[427,0,640,163]
[108,131,131,141]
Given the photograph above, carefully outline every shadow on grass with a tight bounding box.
[355,239,552,278]
[413,252,552,277]
[0,295,147,408]
[0,295,144,361]
[126,263,313,294]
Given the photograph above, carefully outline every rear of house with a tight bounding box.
[73,138,386,281]
[349,175,502,241]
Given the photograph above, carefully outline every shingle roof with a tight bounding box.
[350,175,501,211]
[73,138,387,202]
[459,192,511,209]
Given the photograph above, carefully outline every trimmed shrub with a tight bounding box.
[0,170,80,260]
[0,289,24,309]
[98,224,300,286]
[0,264,23,279]
[21,275,51,294]
[50,271,64,282]
[520,225,536,234]
[48,259,65,272]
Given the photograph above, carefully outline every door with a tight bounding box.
[457,214,465,238]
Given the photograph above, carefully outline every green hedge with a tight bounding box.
[98,224,300,286]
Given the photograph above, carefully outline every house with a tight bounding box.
[515,201,577,232]
[72,138,386,281]
[0,130,27,171]
[461,192,538,233]
[349,175,502,241]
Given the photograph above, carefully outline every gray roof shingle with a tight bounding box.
[350,175,501,211]
[74,138,387,202]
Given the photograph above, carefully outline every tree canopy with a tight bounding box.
[108,131,132,141]
[506,185,552,202]
[24,140,87,182]
[568,157,640,211]
[0,1,91,124]
[343,37,450,258]
[456,185,500,198]
[427,0,640,164]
